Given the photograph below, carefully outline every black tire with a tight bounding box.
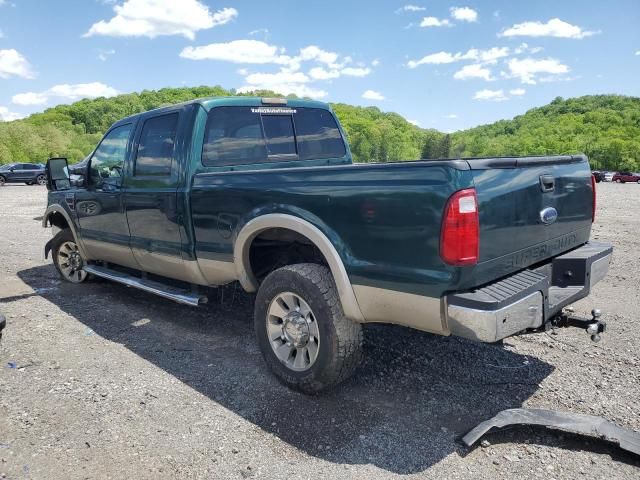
[0,175,5,187]
[51,229,89,283]
[36,174,46,186]
[615,179,622,183]
[254,263,363,394]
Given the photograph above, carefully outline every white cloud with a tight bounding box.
[248,28,269,37]
[473,89,508,101]
[362,90,384,101]
[445,114,458,119]
[12,82,119,106]
[500,18,597,39]
[420,17,451,28]
[371,59,380,67]
[396,5,426,13]
[84,0,237,40]
[236,70,328,98]
[450,6,477,22]
[636,50,640,56]
[506,57,569,84]
[0,28,4,39]
[308,67,340,80]
[341,66,371,77]
[514,43,543,55]
[509,88,526,96]
[0,49,36,79]
[470,47,510,64]
[407,47,509,68]
[11,92,48,105]
[0,106,23,122]
[408,51,458,67]
[298,45,339,66]
[407,119,420,126]
[97,49,116,61]
[180,39,293,65]
[453,64,494,81]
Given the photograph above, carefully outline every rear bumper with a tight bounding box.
[446,241,613,343]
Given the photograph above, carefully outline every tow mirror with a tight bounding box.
[46,157,70,191]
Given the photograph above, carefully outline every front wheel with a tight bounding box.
[51,229,88,283]
[254,263,363,394]
[0,176,5,187]
[615,179,622,183]
[36,174,46,186]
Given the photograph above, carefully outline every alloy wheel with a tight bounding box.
[266,292,320,372]
[56,241,87,283]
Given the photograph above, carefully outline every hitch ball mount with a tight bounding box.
[549,308,606,342]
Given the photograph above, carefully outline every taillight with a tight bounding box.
[440,188,479,266]
[591,174,596,223]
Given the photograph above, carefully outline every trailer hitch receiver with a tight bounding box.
[550,308,606,342]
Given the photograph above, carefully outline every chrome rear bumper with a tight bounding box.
[446,242,612,343]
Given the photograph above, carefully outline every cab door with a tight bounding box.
[123,109,191,281]
[75,123,140,269]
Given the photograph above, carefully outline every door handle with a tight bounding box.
[539,174,555,193]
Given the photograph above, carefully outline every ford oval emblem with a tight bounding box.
[540,207,558,225]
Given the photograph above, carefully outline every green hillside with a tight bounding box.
[452,95,640,171]
[0,88,638,171]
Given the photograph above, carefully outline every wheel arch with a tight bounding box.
[42,205,88,259]
[234,213,365,322]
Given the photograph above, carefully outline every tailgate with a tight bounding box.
[467,154,594,282]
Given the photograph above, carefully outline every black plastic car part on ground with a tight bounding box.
[462,408,640,456]
[0,313,6,340]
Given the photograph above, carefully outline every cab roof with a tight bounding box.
[113,96,331,128]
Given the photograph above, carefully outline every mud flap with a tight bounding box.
[44,237,54,260]
[462,408,640,456]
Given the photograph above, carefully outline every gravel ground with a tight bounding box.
[0,182,639,479]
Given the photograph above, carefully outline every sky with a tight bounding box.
[0,0,639,131]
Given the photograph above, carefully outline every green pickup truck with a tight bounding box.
[42,96,612,393]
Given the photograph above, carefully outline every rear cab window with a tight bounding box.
[202,106,346,167]
[134,113,179,176]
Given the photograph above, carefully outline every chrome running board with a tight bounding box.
[83,264,207,307]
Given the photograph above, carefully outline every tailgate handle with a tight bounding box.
[539,174,555,192]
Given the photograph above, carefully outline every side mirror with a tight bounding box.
[46,157,70,191]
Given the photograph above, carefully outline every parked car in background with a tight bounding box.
[592,171,605,182]
[603,172,615,182]
[0,163,46,186]
[612,172,640,183]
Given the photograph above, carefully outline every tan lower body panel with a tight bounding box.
[352,285,447,334]
[198,258,238,286]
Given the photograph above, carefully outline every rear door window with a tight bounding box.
[134,113,179,176]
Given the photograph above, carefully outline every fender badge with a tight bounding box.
[540,207,558,225]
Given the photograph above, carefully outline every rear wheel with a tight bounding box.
[52,229,88,283]
[36,174,46,186]
[254,263,363,394]
[637,180,640,184]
